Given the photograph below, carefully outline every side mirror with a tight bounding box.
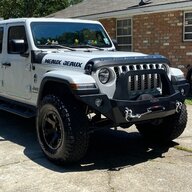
[9,39,28,56]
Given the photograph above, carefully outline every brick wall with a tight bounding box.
[133,10,192,74]
[99,18,116,39]
[99,10,192,74]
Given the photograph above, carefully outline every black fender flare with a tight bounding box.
[37,77,74,106]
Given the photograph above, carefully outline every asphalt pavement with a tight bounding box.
[0,105,192,192]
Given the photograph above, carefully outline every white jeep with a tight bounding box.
[0,18,189,164]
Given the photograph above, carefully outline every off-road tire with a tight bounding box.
[136,104,187,143]
[36,95,89,164]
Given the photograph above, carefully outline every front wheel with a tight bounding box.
[136,104,187,143]
[36,95,89,164]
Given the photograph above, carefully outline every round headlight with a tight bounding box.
[98,68,110,84]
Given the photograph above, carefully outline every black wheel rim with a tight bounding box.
[42,110,63,150]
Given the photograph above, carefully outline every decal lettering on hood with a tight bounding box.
[45,59,62,65]
[63,61,82,68]
[44,58,83,68]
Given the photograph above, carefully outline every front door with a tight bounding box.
[3,25,32,100]
[0,26,4,93]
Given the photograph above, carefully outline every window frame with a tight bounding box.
[7,25,28,54]
[116,18,132,51]
[0,26,4,53]
[183,11,192,42]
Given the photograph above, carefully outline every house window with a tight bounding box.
[184,11,192,41]
[116,19,132,51]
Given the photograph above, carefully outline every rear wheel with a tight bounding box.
[37,95,89,164]
[136,104,187,143]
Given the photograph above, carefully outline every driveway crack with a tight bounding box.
[0,155,44,168]
[107,170,115,192]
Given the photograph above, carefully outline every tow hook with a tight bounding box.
[125,107,152,122]
[176,101,182,113]
[124,105,165,122]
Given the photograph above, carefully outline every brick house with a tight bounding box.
[49,0,192,75]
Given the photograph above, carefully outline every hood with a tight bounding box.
[32,50,168,72]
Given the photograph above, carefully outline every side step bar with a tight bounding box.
[0,102,36,118]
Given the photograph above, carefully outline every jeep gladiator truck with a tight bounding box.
[0,18,189,164]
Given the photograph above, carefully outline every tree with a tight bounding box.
[0,0,83,19]
[32,0,69,17]
[0,0,25,19]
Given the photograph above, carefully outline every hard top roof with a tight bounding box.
[0,17,100,24]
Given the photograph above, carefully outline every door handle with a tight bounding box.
[2,63,11,67]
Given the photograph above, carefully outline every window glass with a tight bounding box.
[31,22,112,48]
[8,26,28,54]
[116,18,132,51]
[184,12,192,41]
[0,27,3,53]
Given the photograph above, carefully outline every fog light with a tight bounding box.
[95,98,103,107]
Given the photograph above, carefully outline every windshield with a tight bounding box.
[31,22,112,49]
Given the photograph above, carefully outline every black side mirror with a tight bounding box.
[9,39,28,56]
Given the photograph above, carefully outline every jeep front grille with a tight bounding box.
[113,63,166,99]
[128,73,161,91]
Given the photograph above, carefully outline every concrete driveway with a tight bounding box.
[0,105,192,192]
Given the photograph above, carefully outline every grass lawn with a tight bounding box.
[185,98,192,105]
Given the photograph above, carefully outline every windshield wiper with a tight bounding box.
[55,44,76,51]
[86,44,105,51]
[76,44,104,51]
[38,44,76,51]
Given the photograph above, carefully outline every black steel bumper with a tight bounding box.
[79,84,189,125]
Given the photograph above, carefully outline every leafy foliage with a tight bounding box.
[185,99,192,105]
[0,0,82,19]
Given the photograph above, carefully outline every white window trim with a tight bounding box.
[116,18,133,51]
[183,11,192,42]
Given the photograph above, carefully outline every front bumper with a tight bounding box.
[79,90,187,125]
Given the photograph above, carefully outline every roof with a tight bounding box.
[0,17,100,24]
[48,0,192,19]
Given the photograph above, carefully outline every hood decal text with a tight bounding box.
[44,59,82,68]
[63,61,82,68]
[45,59,62,65]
